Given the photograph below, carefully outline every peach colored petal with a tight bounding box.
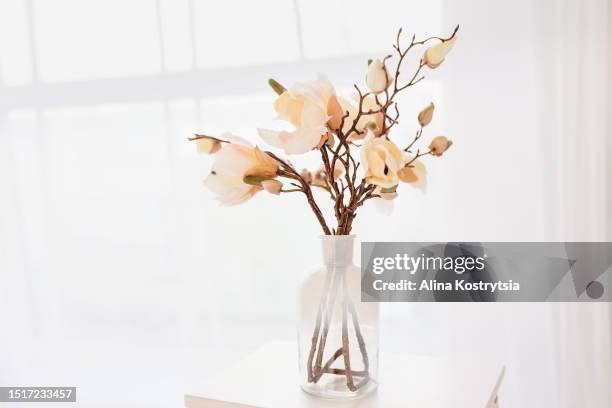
[327,94,343,130]
[212,143,257,176]
[258,126,325,155]
[299,101,327,128]
[274,92,304,127]
[398,160,427,192]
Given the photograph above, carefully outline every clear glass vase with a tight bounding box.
[298,235,379,399]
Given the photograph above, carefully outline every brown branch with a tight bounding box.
[189,134,229,143]
[266,151,332,235]
[306,269,334,382]
[313,270,342,381]
[405,126,423,152]
[341,286,357,391]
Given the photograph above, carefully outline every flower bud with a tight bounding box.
[429,136,452,156]
[423,36,457,69]
[195,135,222,154]
[311,168,327,187]
[365,121,379,132]
[261,179,283,195]
[300,169,312,184]
[268,78,287,95]
[366,59,391,94]
[333,161,344,181]
[417,102,435,127]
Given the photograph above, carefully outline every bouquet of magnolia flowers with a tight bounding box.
[193,26,458,394]
[193,26,457,236]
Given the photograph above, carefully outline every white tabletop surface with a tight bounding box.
[185,340,505,408]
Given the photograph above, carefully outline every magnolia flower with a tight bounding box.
[195,135,222,154]
[366,59,391,94]
[360,131,405,188]
[423,36,457,69]
[429,136,452,156]
[417,103,435,127]
[204,135,279,205]
[398,159,427,192]
[339,95,385,140]
[257,75,343,154]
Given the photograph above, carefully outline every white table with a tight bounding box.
[185,341,505,408]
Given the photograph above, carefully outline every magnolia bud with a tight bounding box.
[195,135,222,154]
[333,161,344,181]
[366,59,391,94]
[429,136,452,156]
[261,179,283,195]
[268,78,287,95]
[417,102,435,127]
[423,36,457,69]
[300,169,312,184]
[311,168,327,187]
[365,121,379,132]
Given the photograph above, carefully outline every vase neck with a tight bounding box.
[321,235,355,267]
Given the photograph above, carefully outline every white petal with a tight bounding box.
[204,172,256,206]
[258,127,324,155]
[283,127,326,154]
[257,128,284,150]
[212,144,257,176]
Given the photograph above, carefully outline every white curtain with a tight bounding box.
[0,0,610,406]
[441,1,612,406]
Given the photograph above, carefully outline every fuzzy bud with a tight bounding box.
[429,136,452,156]
[417,102,435,127]
[261,179,283,195]
[366,59,391,94]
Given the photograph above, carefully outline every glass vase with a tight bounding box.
[298,235,379,399]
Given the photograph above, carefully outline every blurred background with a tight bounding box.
[0,0,610,407]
